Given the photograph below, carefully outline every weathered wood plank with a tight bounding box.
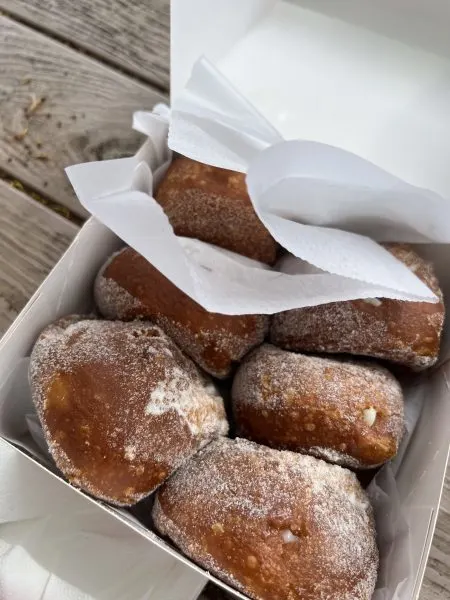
[0,181,77,334]
[421,474,450,599]
[0,0,170,90]
[0,15,167,217]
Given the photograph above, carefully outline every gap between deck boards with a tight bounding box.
[0,168,82,226]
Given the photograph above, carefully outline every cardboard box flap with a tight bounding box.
[172,0,450,200]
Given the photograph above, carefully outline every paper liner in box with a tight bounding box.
[66,69,450,315]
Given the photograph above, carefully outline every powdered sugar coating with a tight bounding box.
[155,312,269,380]
[94,249,144,319]
[94,247,269,378]
[232,345,404,469]
[155,157,278,265]
[96,271,267,378]
[96,269,144,319]
[145,365,222,437]
[271,244,445,371]
[30,318,228,506]
[154,437,378,600]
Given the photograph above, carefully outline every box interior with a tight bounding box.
[0,218,448,600]
[172,0,450,199]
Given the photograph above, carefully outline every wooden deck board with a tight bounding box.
[0,0,170,90]
[0,15,167,217]
[0,180,77,333]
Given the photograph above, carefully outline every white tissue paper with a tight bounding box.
[66,58,450,316]
[0,440,204,600]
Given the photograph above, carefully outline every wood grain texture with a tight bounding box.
[0,0,170,90]
[0,15,167,216]
[420,474,450,600]
[0,181,77,334]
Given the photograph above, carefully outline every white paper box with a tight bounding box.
[0,2,450,600]
[0,218,449,600]
[172,0,450,202]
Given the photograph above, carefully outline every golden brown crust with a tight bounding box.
[155,157,278,265]
[153,438,378,600]
[30,318,228,506]
[95,248,269,378]
[271,244,445,370]
[232,345,405,469]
